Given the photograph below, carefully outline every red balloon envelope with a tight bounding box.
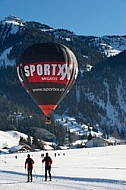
[17,42,78,116]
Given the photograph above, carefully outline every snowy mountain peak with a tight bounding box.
[3,15,26,26]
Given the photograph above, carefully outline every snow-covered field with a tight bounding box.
[0,144,126,190]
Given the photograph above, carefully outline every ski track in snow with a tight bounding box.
[0,169,126,190]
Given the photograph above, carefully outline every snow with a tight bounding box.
[99,43,121,57]
[4,16,25,26]
[0,131,126,189]
[88,35,126,57]
[0,47,16,66]
[0,131,28,149]
[55,116,87,134]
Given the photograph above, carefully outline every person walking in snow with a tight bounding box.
[25,154,35,182]
[42,152,52,181]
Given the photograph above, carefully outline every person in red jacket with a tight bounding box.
[42,152,52,181]
[25,154,35,182]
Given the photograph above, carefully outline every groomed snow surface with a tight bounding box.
[0,145,126,190]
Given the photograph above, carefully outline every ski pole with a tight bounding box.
[52,167,58,181]
[34,167,37,178]
[25,168,28,182]
[52,168,56,177]
[42,163,44,181]
[25,167,27,175]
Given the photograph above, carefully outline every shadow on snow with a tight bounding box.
[0,169,126,185]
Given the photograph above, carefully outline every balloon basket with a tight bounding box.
[45,116,51,124]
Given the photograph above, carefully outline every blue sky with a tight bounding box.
[0,0,126,36]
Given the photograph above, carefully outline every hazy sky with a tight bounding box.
[0,0,126,36]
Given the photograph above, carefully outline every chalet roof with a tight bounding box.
[9,144,31,153]
[85,136,109,148]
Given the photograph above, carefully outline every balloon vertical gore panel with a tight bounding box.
[17,42,78,117]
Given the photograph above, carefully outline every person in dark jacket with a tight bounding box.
[42,152,52,181]
[25,154,35,182]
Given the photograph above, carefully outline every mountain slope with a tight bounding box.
[0,16,126,139]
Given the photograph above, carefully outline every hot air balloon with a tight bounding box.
[17,42,78,123]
